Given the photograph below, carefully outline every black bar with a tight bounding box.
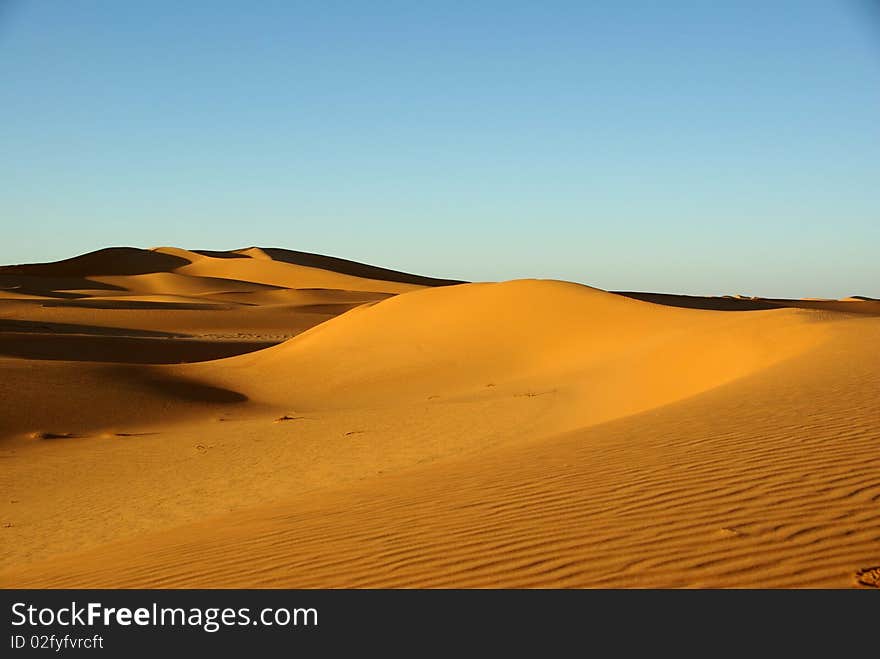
[1,589,873,653]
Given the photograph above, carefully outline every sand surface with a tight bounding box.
[1,247,878,588]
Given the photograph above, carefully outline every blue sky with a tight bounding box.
[1,1,878,297]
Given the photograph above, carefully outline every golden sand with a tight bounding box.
[1,247,877,587]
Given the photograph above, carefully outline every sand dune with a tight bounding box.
[0,246,450,365]
[161,247,449,294]
[1,247,878,588]
[229,246,464,288]
[615,290,880,315]
[0,244,455,300]
[198,280,828,435]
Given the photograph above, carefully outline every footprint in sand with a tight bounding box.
[515,390,557,398]
[99,431,158,438]
[854,566,880,588]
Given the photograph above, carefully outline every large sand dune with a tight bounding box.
[1,247,878,588]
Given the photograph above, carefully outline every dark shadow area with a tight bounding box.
[31,432,81,440]
[0,274,127,298]
[613,291,783,311]
[291,302,364,315]
[614,291,880,316]
[110,367,249,403]
[173,274,286,290]
[0,360,253,441]
[191,249,250,259]
[0,335,279,363]
[0,319,186,338]
[36,299,233,310]
[232,246,466,287]
[0,247,191,277]
[283,288,392,302]
[765,298,880,316]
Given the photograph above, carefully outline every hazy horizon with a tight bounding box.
[2,1,878,298]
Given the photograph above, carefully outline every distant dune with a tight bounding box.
[615,290,880,315]
[1,247,878,588]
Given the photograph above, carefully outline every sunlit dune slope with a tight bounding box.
[199,279,829,435]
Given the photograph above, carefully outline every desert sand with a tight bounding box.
[1,247,878,588]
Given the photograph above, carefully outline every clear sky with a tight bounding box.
[1,1,878,297]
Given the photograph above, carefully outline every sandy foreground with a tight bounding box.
[0,247,878,588]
